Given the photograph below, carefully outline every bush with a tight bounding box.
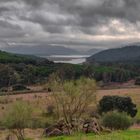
[135,77,140,85]
[3,101,33,140]
[0,98,12,104]
[30,118,46,129]
[0,87,8,92]
[12,84,30,91]
[47,105,55,115]
[102,111,132,130]
[98,96,137,117]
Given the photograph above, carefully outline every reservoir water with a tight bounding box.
[40,55,90,64]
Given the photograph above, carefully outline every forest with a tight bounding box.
[0,50,139,90]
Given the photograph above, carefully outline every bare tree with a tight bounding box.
[49,77,97,133]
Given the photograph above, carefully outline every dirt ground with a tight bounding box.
[97,87,140,105]
[1,86,140,104]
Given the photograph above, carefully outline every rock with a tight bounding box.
[47,128,63,137]
[83,123,89,128]
[45,126,55,135]
[45,120,70,137]
[82,118,101,134]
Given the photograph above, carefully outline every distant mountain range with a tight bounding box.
[1,43,140,65]
[2,44,80,56]
[1,43,102,56]
[87,45,140,64]
[85,48,103,55]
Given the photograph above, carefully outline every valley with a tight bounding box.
[1,0,140,139]
[0,45,140,140]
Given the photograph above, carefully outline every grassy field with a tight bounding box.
[1,128,140,140]
[1,87,140,140]
[97,88,140,119]
[1,87,140,123]
[40,130,140,140]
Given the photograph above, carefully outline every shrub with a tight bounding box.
[98,96,137,117]
[12,84,30,91]
[135,77,140,85]
[102,111,132,130]
[47,87,52,92]
[47,105,55,115]
[0,98,12,104]
[0,87,8,92]
[30,118,46,129]
[3,101,33,140]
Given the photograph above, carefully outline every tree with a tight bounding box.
[0,64,19,88]
[56,64,76,81]
[135,77,140,85]
[3,101,33,140]
[83,65,95,78]
[21,65,36,84]
[98,96,137,117]
[49,77,97,133]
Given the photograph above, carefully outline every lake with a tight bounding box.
[40,55,90,64]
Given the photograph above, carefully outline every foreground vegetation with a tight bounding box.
[0,86,140,140]
[0,78,138,140]
[43,130,140,140]
[0,50,140,140]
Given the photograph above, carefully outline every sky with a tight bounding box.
[0,0,140,50]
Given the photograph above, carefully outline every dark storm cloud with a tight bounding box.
[18,0,140,34]
[0,7,9,13]
[45,0,140,23]
[23,0,45,7]
[0,0,140,49]
[0,19,26,38]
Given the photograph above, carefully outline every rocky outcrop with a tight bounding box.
[44,118,111,137]
[82,118,101,134]
[47,128,63,137]
[45,120,69,137]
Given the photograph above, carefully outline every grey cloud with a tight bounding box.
[45,0,140,24]
[0,0,140,49]
[0,7,9,13]
[23,0,45,7]
[24,0,140,35]
[0,25,25,39]
[0,20,20,29]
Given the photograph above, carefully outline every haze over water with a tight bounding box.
[41,55,90,64]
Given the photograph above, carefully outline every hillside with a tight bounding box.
[85,48,103,55]
[2,44,79,56]
[87,45,140,64]
[0,50,53,65]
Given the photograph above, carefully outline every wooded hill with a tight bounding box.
[0,50,53,65]
[87,45,140,64]
[0,49,138,89]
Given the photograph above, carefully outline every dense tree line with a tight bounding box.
[0,63,138,88]
[0,50,139,88]
[54,64,137,83]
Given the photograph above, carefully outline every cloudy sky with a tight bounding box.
[0,0,140,50]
